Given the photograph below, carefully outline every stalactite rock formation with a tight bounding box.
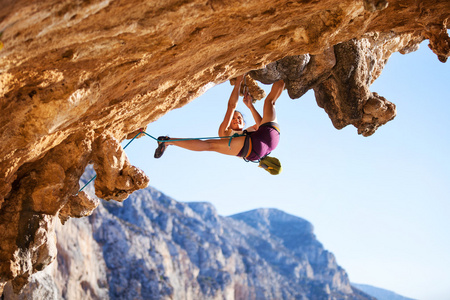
[0,0,449,293]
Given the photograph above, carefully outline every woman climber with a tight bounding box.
[154,75,285,174]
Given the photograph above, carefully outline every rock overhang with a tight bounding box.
[0,0,449,293]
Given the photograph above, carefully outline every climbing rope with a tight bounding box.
[77,129,245,194]
[78,75,251,194]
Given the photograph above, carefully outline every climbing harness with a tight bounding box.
[238,122,280,163]
[77,129,246,193]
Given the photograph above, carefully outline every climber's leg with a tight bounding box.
[157,136,246,157]
[260,80,285,124]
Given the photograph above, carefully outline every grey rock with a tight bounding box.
[11,168,375,300]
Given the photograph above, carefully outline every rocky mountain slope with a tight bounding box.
[352,284,416,300]
[2,170,374,299]
[1,0,449,292]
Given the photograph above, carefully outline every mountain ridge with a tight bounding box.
[3,175,374,299]
[352,283,417,300]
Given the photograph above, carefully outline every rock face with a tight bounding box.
[3,170,374,299]
[1,0,449,292]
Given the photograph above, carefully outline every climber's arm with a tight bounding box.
[218,75,243,136]
[243,93,262,131]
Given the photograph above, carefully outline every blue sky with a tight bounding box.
[124,41,450,300]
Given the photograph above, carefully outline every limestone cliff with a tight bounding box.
[0,0,449,293]
[3,170,375,299]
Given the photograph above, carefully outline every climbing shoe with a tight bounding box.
[154,136,170,158]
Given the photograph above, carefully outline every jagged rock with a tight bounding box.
[2,213,109,300]
[1,0,449,292]
[422,20,450,62]
[250,49,336,99]
[0,133,93,293]
[230,75,266,101]
[251,32,424,136]
[92,134,149,201]
[313,32,424,136]
[58,191,99,225]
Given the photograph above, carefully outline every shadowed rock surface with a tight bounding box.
[1,0,449,292]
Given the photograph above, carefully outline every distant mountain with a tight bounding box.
[3,168,376,299]
[352,283,417,300]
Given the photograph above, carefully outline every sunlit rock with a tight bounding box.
[0,0,449,293]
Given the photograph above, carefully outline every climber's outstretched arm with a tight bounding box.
[243,93,261,131]
[218,75,243,136]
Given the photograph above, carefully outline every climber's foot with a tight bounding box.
[154,136,170,158]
